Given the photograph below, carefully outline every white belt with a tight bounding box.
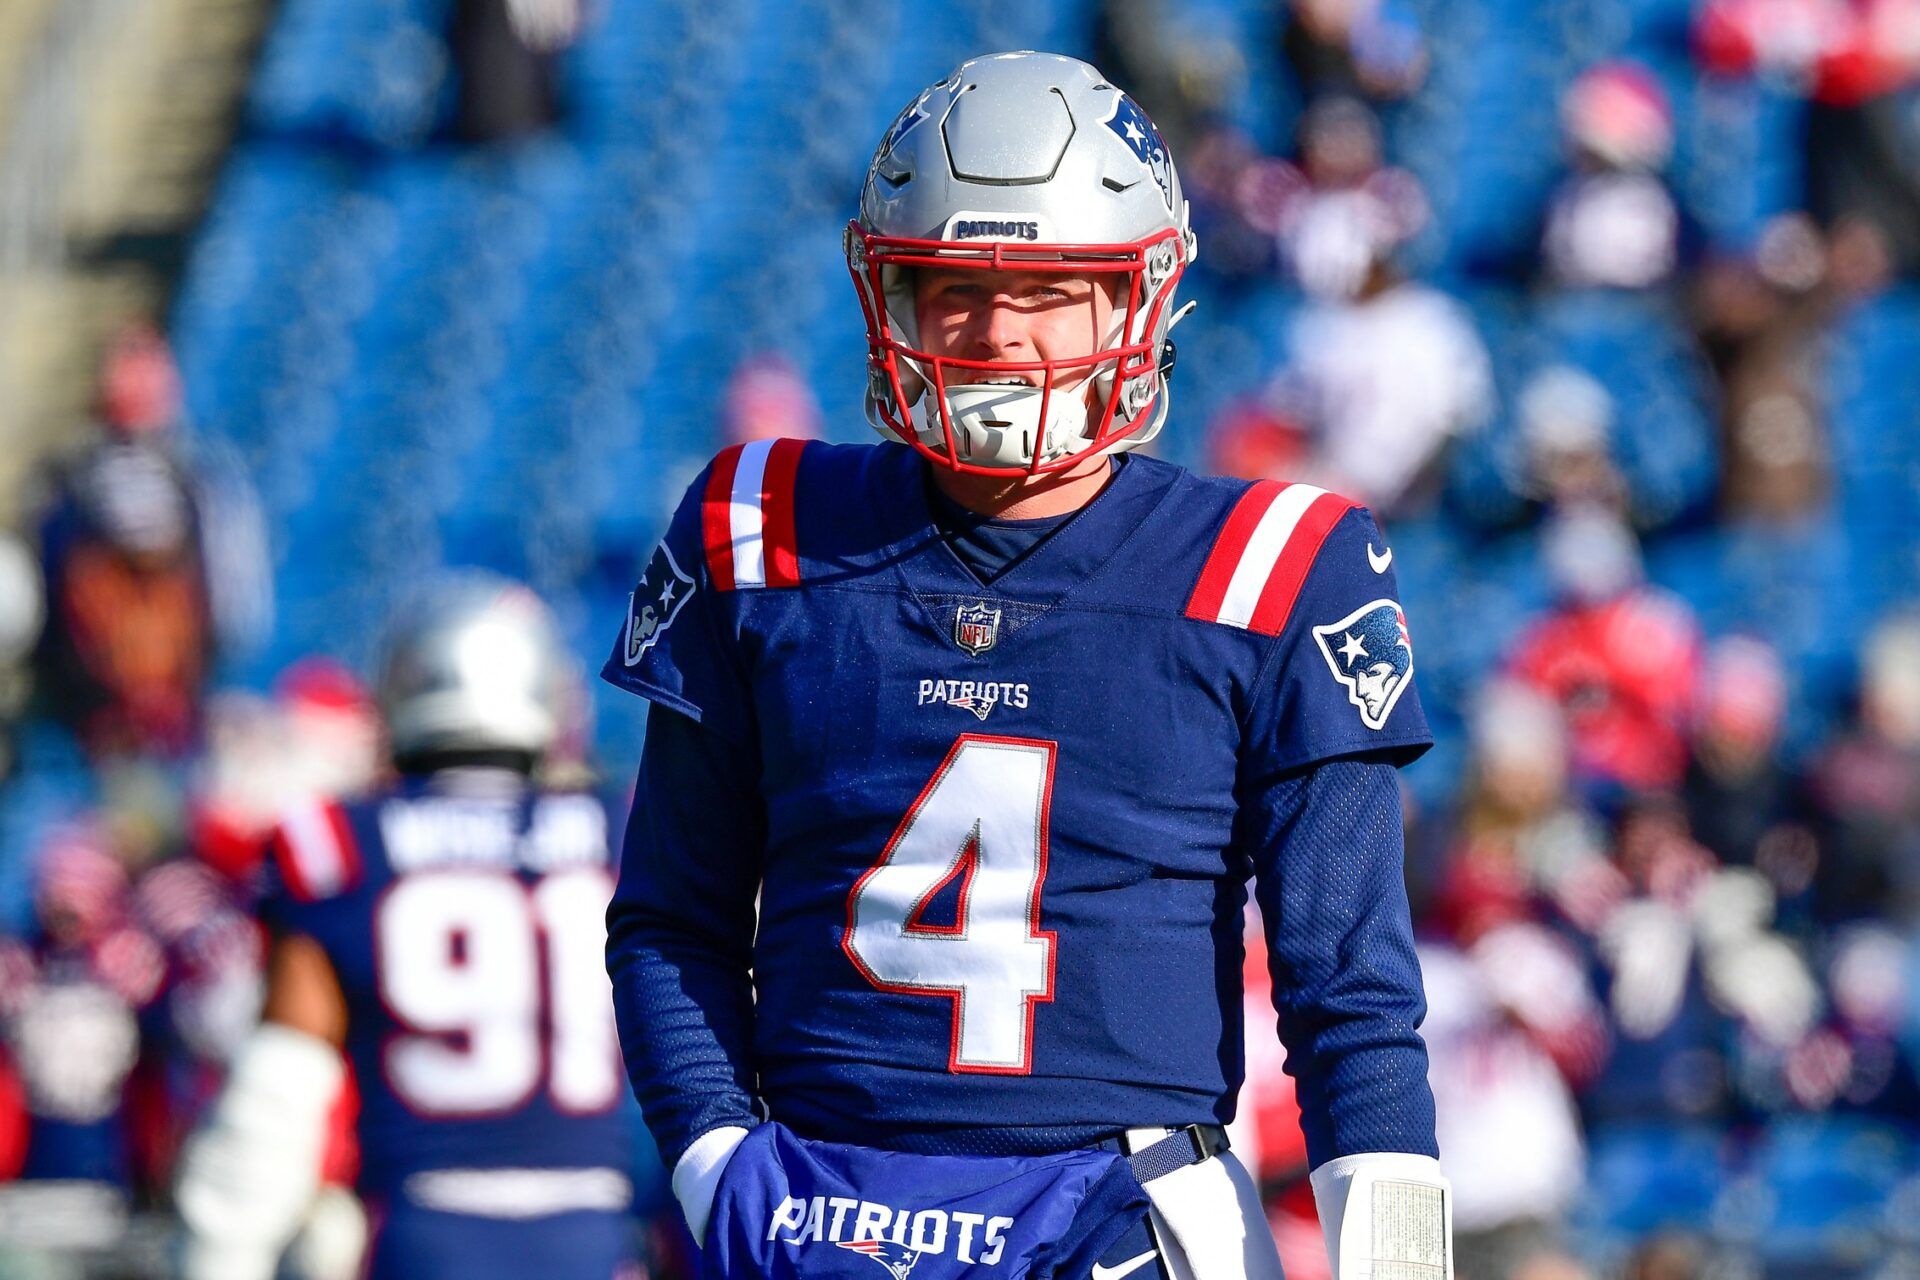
[402,1167,632,1219]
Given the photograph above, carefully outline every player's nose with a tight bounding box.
[972,297,1030,359]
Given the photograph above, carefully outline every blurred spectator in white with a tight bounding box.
[1251,97,1427,300]
[0,830,163,1258]
[1518,367,1629,517]
[1255,98,1492,515]
[1419,931,1595,1280]
[1575,794,1821,1127]
[1733,923,1920,1117]
[1509,510,1702,796]
[1807,610,1920,925]
[1698,0,1920,281]
[0,533,45,783]
[1683,638,1819,916]
[1690,215,1833,522]
[723,353,823,446]
[1542,63,1686,292]
[1281,0,1427,103]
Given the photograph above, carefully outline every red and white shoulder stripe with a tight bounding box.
[1185,481,1358,636]
[701,439,808,592]
[270,797,362,903]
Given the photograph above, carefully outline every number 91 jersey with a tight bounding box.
[606,440,1431,1146]
[260,778,631,1194]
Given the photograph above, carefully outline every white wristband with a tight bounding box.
[1309,1152,1453,1280]
[672,1125,751,1246]
[174,1024,345,1280]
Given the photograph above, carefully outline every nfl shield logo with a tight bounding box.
[953,602,1001,656]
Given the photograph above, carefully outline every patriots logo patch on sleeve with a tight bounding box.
[1312,600,1414,730]
[625,542,696,666]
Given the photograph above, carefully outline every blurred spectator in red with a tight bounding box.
[0,828,162,1253]
[1253,98,1492,515]
[1690,215,1833,522]
[722,353,823,447]
[1698,0,1920,281]
[1807,610,1920,924]
[1205,400,1312,485]
[1510,510,1703,796]
[32,325,211,762]
[1281,0,1427,103]
[1438,680,1621,936]
[1541,63,1688,292]
[1682,638,1820,915]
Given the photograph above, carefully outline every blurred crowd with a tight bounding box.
[1124,0,1920,1276]
[1,0,1919,1277]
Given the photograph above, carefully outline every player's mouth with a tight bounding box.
[961,374,1042,388]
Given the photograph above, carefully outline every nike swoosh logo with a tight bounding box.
[1092,1250,1159,1280]
[1368,543,1393,574]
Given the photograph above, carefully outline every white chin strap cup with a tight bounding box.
[913,382,1091,470]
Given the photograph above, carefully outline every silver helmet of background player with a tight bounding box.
[847,51,1197,473]
[375,572,571,764]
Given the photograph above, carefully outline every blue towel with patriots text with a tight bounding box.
[702,1123,1150,1280]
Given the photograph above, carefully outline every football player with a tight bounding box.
[174,576,636,1280]
[605,52,1450,1280]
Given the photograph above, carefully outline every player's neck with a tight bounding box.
[926,451,1115,520]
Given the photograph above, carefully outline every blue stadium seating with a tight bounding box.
[166,0,1920,793]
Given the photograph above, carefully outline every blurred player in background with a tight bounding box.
[173,574,635,1280]
[606,52,1447,1280]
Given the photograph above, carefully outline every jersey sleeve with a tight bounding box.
[600,457,755,746]
[254,797,364,938]
[606,705,766,1167]
[1243,505,1433,775]
[1243,758,1437,1169]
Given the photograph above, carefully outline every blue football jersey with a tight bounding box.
[261,776,631,1195]
[605,440,1434,1162]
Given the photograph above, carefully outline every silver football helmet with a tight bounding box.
[847,51,1198,474]
[375,572,570,764]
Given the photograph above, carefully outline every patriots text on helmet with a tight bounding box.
[950,220,1041,242]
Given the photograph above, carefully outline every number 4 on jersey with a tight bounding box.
[842,735,1057,1074]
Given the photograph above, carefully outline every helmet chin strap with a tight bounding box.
[912,380,1094,470]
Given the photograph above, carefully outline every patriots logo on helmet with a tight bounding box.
[1312,600,1414,730]
[838,1239,924,1280]
[877,88,934,162]
[624,542,696,666]
[1103,93,1175,211]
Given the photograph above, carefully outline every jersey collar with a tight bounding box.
[881,444,1178,614]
